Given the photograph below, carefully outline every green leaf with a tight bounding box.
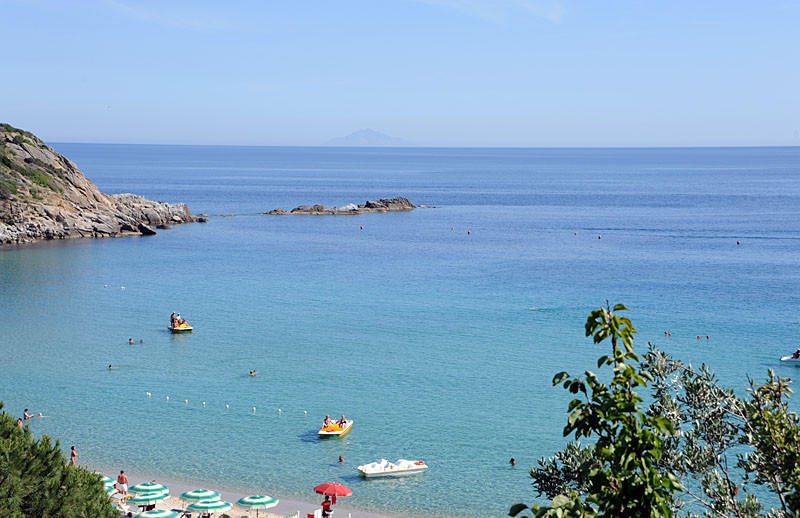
[509,503,530,517]
[552,372,570,385]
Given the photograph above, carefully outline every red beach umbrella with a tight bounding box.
[313,482,352,497]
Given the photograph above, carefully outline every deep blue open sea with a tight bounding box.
[1,144,799,517]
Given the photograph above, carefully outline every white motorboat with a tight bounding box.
[780,354,800,363]
[357,459,428,478]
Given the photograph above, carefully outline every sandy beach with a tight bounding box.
[96,466,394,518]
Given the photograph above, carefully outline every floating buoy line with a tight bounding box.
[144,391,308,417]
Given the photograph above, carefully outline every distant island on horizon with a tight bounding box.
[325,128,409,147]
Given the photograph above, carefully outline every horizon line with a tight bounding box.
[48,141,800,150]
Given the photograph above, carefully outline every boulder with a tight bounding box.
[137,223,157,236]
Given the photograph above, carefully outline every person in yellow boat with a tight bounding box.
[322,415,332,427]
[338,415,347,426]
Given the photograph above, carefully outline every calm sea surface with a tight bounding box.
[1,145,799,517]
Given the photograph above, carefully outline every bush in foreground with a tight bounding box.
[511,303,800,518]
[0,402,116,518]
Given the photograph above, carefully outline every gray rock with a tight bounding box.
[0,123,198,245]
[137,223,157,235]
[267,197,416,216]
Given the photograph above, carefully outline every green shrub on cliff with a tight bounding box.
[0,177,18,195]
[0,402,116,518]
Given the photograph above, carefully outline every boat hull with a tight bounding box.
[319,420,353,438]
[359,466,428,478]
[168,326,193,333]
[780,355,800,362]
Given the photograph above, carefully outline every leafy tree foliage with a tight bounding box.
[0,402,116,518]
[511,304,800,518]
[511,303,681,518]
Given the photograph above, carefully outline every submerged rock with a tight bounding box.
[0,122,197,245]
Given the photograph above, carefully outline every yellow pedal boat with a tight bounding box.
[319,419,353,438]
[168,324,193,333]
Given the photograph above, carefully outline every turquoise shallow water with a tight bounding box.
[1,145,800,517]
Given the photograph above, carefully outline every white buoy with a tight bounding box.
[120,286,126,290]
[304,410,308,415]
[104,284,108,288]
[278,408,282,414]
[184,399,188,404]
[225,403,229,409]
[253,407,256,413]
[146,392,151,398]
[166,396,169,401]
[202,401,206,407]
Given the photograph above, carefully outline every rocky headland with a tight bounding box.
[265,197,416,215]
[0,123,198,245]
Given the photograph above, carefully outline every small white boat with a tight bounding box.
[780,354,800,362]
[357,459,428,478]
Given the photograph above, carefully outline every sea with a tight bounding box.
[1,144,799,517]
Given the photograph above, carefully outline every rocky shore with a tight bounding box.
[265,197,415,215]
[0,123,198,245]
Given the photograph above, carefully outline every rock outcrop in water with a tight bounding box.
[0,123,197,245]
[265,197,416,215]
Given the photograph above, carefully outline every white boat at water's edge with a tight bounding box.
[357,459,428,478]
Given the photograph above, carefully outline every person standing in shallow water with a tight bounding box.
[70,445,79,466]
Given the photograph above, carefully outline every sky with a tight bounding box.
[1,0,799,146]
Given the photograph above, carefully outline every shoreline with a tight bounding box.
[90,463,401,518]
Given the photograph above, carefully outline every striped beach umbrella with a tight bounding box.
[104,485,116,494]
[100,475,115,487]
[129,482,169,494]
[187,499,233,515]
[135,511,180,518]
[128,489,170,505]
[180,489,221,502]
[237,495,279,517]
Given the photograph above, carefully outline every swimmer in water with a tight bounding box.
[339,455,344,463]
[249,370,257,376]
[109,365,120,370]
[510,457,516,466]
[23,409,33,420]
[128,338,134,345]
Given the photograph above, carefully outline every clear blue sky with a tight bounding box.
[2,0,798,146]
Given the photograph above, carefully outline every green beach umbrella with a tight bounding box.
[100,475,115,487]
[187,499,233,515]
[135,511,180,518]
[237,495,279,517]
[127,489,170,505]
[180,489,221,502]
[129,482,169,494]
[104,485,116,494]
